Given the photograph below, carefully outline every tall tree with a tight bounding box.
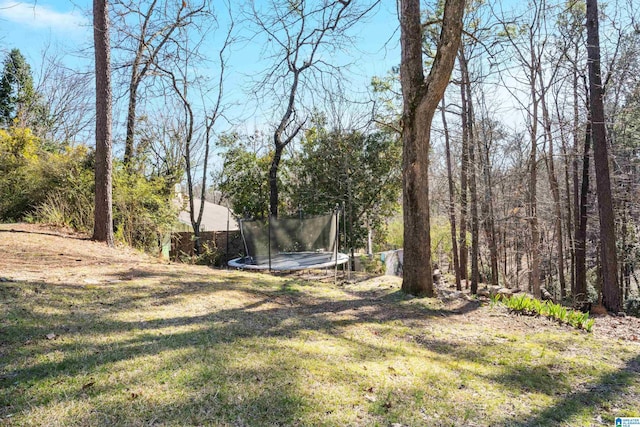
[459,46,480,294]
[586,0,621,312]
[399,0,464,296]
[92,0,115,246]
[111,0,209,168]
[440,97,461,290]
[250,0,376,218]
[0,49,41,129]
[156,5,233,255]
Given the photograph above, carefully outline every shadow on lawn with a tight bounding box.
[9,268,634,426]
[496,354,640,426]
[0,228,88,240]
[3,270,455,424]
[1,271,460,379]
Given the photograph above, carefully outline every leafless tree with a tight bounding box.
[110,0,210,168]
[586,0,621,312]
[248,0,379,218]
[35,49,94,144]
[156,5,234,255]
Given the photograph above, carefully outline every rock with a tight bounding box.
[540,286,554,301]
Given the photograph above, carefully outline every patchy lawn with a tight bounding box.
[1,224,639,426]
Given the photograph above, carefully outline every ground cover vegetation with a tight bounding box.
[1,226,639,426]
[2,0,640,422]
[3,1,640,315]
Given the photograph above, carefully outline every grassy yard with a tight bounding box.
[1,225,639,426]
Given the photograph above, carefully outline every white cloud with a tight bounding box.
[0,1,88,32]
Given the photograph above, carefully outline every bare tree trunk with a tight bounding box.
[479,114,499,287]
[575,119,591,306]
[527,40,541,299]
[459,49,480,293]
[467,107,480,294]
[441,97,461,290]
[586,0,621,313]
[556,94,575,299]
[458,49,469,288]
[540,84,566,299]
[399,0,464,296]
[92,0,114,247]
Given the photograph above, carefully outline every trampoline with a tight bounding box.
[228,210,349,271]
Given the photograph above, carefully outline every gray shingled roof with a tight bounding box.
[178,198,239,232]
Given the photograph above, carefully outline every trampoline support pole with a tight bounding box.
[268,215,272,272]
[334,205,339,285]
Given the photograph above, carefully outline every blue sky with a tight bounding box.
[0,0,400,118]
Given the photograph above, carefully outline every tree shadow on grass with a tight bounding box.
[0,228,88,240]
[1,273,464,385]
[494,354,640,426]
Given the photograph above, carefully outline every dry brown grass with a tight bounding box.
[1,223,639,426]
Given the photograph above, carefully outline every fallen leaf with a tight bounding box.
[46,333,56,340]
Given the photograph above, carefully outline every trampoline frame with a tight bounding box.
[228,251,349,271]
[228,208,348,272]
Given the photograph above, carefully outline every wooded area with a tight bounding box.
[1,0,640,314]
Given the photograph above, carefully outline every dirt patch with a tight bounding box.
[1,223,639,343]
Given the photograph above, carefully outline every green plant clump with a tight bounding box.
[496,294,595,332]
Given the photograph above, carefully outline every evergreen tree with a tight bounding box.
[0,49,37,128]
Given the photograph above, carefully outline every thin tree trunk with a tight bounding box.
[540,84,566,299]
[458,49,469,288]
[575,120,591,306]
[460,51,480,294]
[441,97,461,290]
[528,43,541,299]
[479,117,499,287]
[92,0,114,247]
[586,0,621,313]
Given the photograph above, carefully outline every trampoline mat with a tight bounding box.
[228,252,349,271]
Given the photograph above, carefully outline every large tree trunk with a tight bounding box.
[92,0,114,247]
[269,144,285,218]
[441,98,461,290]
[586,0,621,313]
[399,0,464,296]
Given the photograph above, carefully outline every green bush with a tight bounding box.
[0,127,94,224]
[358,255,384,274]
[113,165,178,254]
[1,125,179,255]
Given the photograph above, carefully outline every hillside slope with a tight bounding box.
[1,223,639,426]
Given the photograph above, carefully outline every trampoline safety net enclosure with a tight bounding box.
[228,212,349,271]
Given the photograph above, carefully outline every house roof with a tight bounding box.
[178,198,239,232]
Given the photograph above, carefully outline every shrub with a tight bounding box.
[113,165,178,254]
